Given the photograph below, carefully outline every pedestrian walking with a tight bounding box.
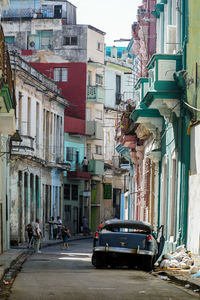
[57,216,62,239]
[61,224,71,250]
[33,218,42,253]
[26,224,33,248]
[82,216,90,235]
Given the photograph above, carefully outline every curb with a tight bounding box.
[153,271,200,293]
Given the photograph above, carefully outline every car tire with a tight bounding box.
[92,252,106,269]
[143,256,153,272]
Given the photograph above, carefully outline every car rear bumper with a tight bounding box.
[93,246,154,256]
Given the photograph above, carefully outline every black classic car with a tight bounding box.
[92,220,165,271]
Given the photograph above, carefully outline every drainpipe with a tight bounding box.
[157,161,161,229]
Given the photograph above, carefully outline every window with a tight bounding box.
[64,205,71,221]
[54,5,62,18]
[39,31,53,50]
[96,74,103,85]
[97,42,103,51]
[87,144,91,159]
[5,36,15,44]
[95,110,102,120]
[54,68,68,82]
[75,151,79,164]
[27,97,31,136]
[95,145,102,155]
[64,184,70,200]
[63,36,78,46]
[86,108,91,121]
[87,71,92,85]
[116,75,121,104]
[104,184,112,199]
[72,185,78,200]
[66,147,74,161]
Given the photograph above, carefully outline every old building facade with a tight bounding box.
[9,53,67,244]
[0,25,16,252]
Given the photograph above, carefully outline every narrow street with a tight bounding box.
[8,239,198,300]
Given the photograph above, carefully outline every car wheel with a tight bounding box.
[143,256,153,272]
[92,252,106,269]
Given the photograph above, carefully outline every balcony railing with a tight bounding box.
[2,7,66,19]
[87,85,105,103]
[12,135,34,154]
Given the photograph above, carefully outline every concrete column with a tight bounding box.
[20,172,25,243]
[32,175,36,223]
[36,177,41,219]
[26,173,31,225]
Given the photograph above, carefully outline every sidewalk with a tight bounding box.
[153,268,200,293]
[152,252,200,293]
[0,234,92,282]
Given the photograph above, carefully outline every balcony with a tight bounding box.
[88,159,104,176]
[115,105,135,143]
[86,120,103,140]
[2,7,65,20]
[142,54,183,120]
[87,85,105,104]
[134,78,149,106]
[12,135,34,154]
[67,171,91,180]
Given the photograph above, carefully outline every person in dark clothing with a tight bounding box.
[61,224,70,250]
[82,157,88,172]
[26,224,33,248]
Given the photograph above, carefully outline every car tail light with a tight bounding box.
[147,235,152,241]
[94,231,99,238]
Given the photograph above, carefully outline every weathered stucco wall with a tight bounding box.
[187,0,200,254]
[188,124,200,254]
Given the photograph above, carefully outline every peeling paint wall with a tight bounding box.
[10,69,65,244]
[187,0,200,254]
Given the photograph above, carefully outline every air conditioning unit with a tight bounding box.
[28,37,36,50]
[166,25,176,54]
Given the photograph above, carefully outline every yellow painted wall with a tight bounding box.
[187,1,200,119]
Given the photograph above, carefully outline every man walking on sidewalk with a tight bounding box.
[33,218,42,253]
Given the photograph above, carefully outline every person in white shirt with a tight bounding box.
[82,157,88,172]
[33,218,42,253]
[57,216,62,239]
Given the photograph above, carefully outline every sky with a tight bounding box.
[69,0,142,47]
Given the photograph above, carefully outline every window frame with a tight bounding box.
[66,147,74,161]
[63,36,78,46]
[95,145,102,155]
[72,185,78,201]
[54,67,68,82]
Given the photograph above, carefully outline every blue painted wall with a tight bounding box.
[64,133,86,171]
[120,194,125,220]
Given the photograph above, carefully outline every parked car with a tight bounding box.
[92,219,165,271]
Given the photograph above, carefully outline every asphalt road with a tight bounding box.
[8,239,199,300]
